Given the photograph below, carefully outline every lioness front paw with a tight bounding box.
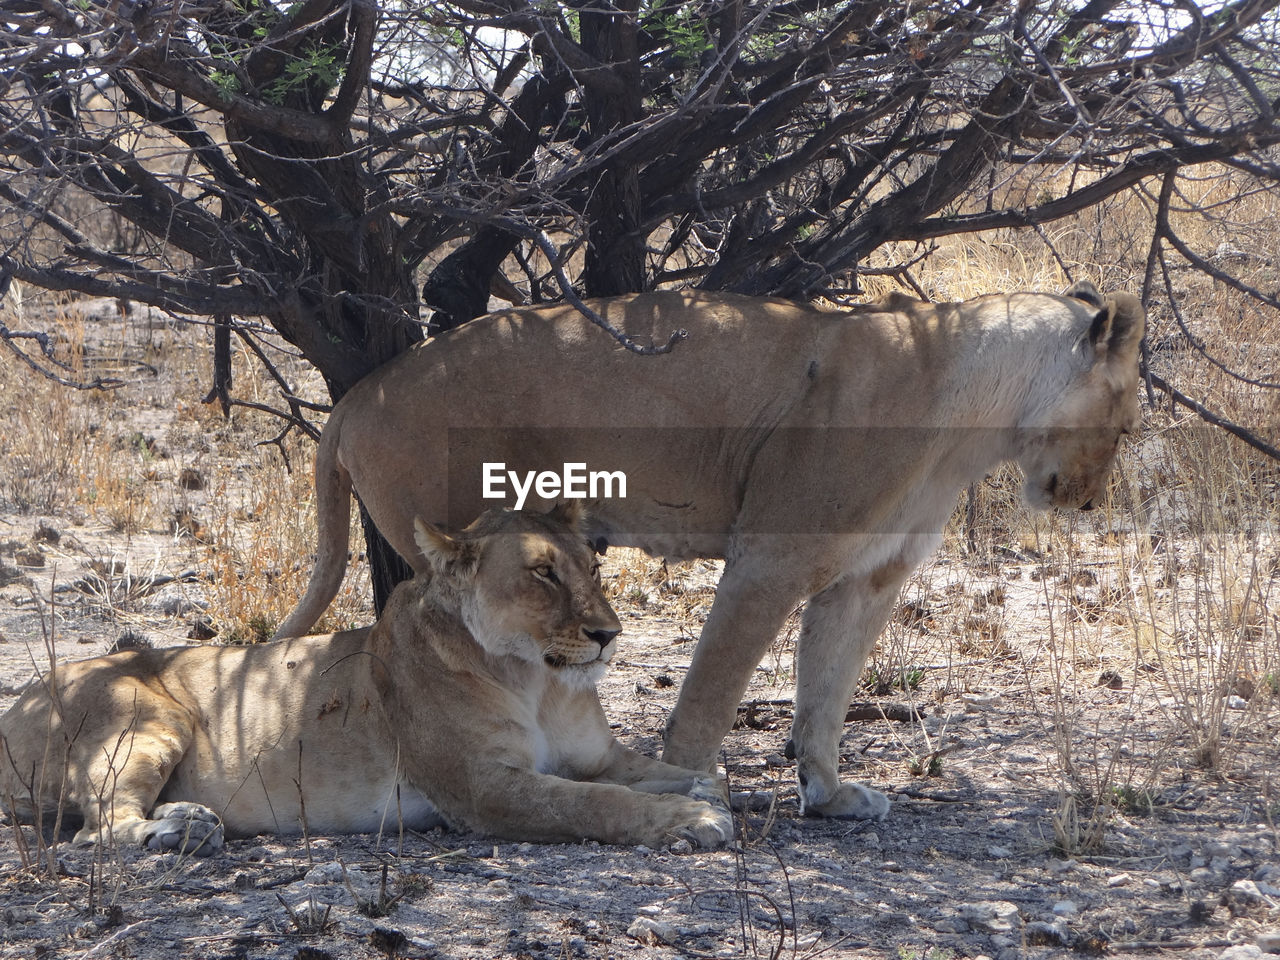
[144,802,224,856]
[687,775,730,810]
[671,799,734,851]
[802,781,890,820]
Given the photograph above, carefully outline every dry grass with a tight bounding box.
[0,294,370,642]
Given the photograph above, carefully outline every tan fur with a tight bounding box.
[0,507,732,853]
[277,283,1145,819]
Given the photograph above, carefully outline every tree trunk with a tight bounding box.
[359,502,416,617]
[580,0,646,296]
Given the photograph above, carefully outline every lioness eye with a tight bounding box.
[534,564,559,584]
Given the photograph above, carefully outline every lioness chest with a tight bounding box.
[458,666,616,780]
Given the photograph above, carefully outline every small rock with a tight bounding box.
[33,521,61,544]
[1052,901,1078,918]
[304,862,344,884]
[1191,867,1215,883]
[1256,865,1280,884]
[1257,931,1280,954]
[1048,858,1077,874]
[1231,879,1267,903]
[987,846,1012,859]
[881,861,902,872]
[962,691,1000,712]
[668,838,693,855]
[636,904,663,917]
[1220,947,1266,960]
[960,901,1021,934]
[1107,872,1131,887]
[932,917,968,934]
[158,589,204,617]
[627,917,678,945]
[1226,879,1274,916]
[679,924,714,937]
[14,547,45,567]
[1226,695,1248,710]
[188,617,217,641]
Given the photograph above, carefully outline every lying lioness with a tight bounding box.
[0,505,732,853]
[276,282,1145,820]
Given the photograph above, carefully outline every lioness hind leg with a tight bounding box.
[102,802,224,856]
[790,562,912,820]
[57,679,204,852]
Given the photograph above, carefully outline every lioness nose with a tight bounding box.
[583,627,620,648]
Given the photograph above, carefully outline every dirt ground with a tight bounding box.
[1,301,1278,960]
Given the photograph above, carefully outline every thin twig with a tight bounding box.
[0,327,125,390]
[1144,368,1280,462]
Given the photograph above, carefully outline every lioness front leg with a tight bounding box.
[790,557,915,820]
[662,547,810,773]
[590,741,730,810]
[448,769,732,849]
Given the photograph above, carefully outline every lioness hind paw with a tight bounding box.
[144,802,224,856]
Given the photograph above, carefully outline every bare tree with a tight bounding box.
[2,0,1278,606]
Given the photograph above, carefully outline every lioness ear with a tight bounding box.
[1103,292,1145,361]
[1064,279,1103,308]
[1086,292,1146,362]
[545,499,585,531]
[413,517,480,577]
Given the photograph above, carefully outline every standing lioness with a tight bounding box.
[0,506,732,852]
[277,282,1145,820]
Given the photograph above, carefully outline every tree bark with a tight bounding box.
[579,0,646,296]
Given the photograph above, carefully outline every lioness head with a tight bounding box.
[413,503,621,685]
[1020,281,1145,511]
